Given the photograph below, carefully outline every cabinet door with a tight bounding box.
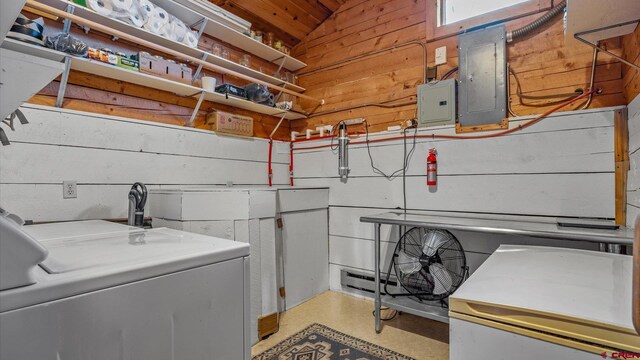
[282,209,329,309]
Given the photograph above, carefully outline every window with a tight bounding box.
[428,0,551,39]
[439,0,531,25]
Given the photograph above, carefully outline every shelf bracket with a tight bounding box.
[273,56,287,77]
[188,91,207,127]
[194,18,209,41]
[192,53,208,84]
[574,19,640,71]
[269,112,288,139]
[55,4,75,108]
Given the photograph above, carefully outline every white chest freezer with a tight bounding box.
[449,245,639,359]
[0,211,251,360]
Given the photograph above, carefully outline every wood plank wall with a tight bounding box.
[23,11,292,140]
[622,24,640,103]
[290,0,627,133]
[0,104,290,222]
[292,108,617,295]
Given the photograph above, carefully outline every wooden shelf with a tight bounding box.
[2,39,307,120]
[152,0,306,71]
[36,0,305,92]
[2,37,66,61]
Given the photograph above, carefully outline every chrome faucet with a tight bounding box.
[127,183,147,228]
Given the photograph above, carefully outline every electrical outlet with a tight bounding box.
[63,181,77,199]
[435,46,447,65]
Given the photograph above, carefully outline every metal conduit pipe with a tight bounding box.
[577,44,598,110]
[506,0,566,43]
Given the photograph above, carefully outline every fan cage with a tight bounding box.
[390,227,466,302]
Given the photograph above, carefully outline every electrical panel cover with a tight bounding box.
[417,79,456,128]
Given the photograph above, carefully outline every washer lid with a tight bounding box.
[22,221,247,274]
[1,221,249,313]
[449,245,639,352]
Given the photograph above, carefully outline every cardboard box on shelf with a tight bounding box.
[206,110,254,137]
[167,61,193,84]
[136,52,169,76]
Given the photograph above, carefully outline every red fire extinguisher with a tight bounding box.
[427,148,437,186]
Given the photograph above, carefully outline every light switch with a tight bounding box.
[435,46,447,65]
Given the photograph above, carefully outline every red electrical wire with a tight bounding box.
[267,139,273,187]
[289,143,294,186]
[292,90,596,152]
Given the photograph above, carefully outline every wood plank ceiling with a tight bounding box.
[210,0,343,47]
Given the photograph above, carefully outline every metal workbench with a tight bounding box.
[360,211,635,333]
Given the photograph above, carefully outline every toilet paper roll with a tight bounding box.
[111,0,132,11]
[171,18,188,42]
[182,30,198,48]
[137,0,155,20]
[88,0,115,17]
[127,6,145,27]
[143,17,163,34]
[151,6,170,26]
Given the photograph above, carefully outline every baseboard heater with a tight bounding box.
[340,269,400,294]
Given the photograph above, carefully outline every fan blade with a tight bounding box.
[422,230,449,257]
[429,263,454,295]
[397,251,422,275]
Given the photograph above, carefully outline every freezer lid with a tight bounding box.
[449,245,640,352]
[22,221,250,274]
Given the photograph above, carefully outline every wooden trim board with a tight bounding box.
[258,312,280,339]
[614,108,630,225]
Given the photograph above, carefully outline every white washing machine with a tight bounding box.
[0,209,251,360]
[449,245,640,359]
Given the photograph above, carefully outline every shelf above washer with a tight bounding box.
[35,0,305,92]
[2,39,307,120]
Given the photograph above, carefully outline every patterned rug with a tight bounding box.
[252,323,416,360]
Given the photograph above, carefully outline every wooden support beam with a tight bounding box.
[614,108,630,225]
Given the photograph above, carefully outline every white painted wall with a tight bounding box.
[293,107,620,296]
[628,95,640,228]
[0,104,289,222]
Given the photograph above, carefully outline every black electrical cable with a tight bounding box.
[364,119,418,181]
[441,66,458,80]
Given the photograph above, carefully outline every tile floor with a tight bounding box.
[252,291,449,360]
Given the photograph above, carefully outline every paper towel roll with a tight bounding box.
[111,0,132,11]
[137,0,155,20]
[182,30,198,48]
[88,0,115,17]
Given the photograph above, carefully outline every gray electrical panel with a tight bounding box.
[458,25,507,128]
[417,79,456,128]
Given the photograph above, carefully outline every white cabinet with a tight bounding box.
[278,188,329,310]
[149,187,330,340]
[150,188,277,345]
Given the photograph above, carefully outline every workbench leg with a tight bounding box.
[374,223,381,333]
